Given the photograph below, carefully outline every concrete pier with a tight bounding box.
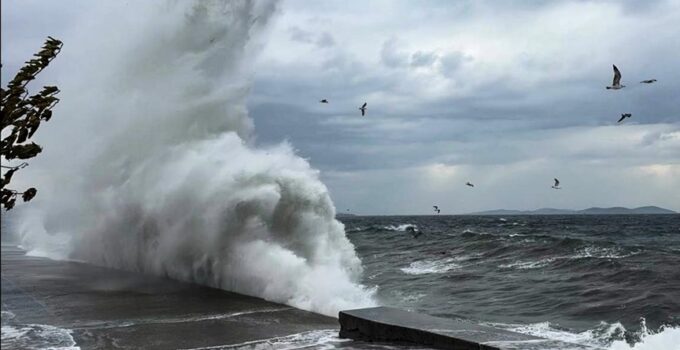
[339,307,597,350]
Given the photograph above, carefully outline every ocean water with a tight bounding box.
[340,214,680,349]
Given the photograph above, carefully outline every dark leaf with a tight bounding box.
[5,197,16,210]
[13,143,43,159]
[17,127,28,143]
[22,188,37,202]
[2,169,17,187]
[42,109,52,121]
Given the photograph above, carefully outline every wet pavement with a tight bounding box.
[1,245,338,349]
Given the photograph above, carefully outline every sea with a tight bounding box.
[3,214,679,350]
[339,214,680,349]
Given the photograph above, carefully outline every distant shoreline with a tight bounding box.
[466,206,676,216]
[336,206,677,217]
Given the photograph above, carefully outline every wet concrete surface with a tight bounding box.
[1,245,338,349]
[340,307,599,350]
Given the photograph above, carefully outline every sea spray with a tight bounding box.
[16,0,375,316]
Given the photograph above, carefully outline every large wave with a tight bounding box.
[15,0,375,316]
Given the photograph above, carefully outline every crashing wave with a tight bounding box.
[16,0,375,317]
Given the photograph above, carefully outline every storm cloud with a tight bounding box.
[2,0,679,214]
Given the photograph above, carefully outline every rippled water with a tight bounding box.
[341,214,680,348]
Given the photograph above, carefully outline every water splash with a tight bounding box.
[17,0,375,316]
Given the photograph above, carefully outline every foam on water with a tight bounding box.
[16,0,375,317]
[400,257,462,275]
[499,257,557,270]
[493,319,680,350]
[383,224,418,232]
[499,246,639,270]
[608,326,680,350]
[571,246,639,260]
[1,324,79,350]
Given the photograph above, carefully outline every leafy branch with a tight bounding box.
[1,37,63,210]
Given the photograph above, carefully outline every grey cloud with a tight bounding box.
[410,50,438,67]
[316,32,336,48]
[380,38,409,68]
[7,0,678,213]
[288,26,314,43]
[288,26,336,48]
[439,51,472,78]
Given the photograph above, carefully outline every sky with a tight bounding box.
[2,0,679,215]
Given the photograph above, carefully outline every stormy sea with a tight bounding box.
[2,1,679,349]
[340,214,680,349]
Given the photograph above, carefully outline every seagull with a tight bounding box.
[551,178,561,189]
[359,102,367,116]
[320,99,329,103]
[617,113,632,123]
[466,182,474,187]
[640,79,657,84]
[606,65,626,90]
[433,205,441,214]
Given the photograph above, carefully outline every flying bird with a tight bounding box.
[551,178,561,189]
[359,102,367,116]
[640,79,657,84]
[617,113,632,123]
[466,182,474,187]
[433,205,441,214]
[320,99,329,103]
[606,65,626,90]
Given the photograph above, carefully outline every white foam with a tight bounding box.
[382,224,418,232]
[178,329,346,350]
[499,257,557,270]
[571,246,639,260]
[1,324,79,350]
[401,257,462,275]
[495,321,624,347]
[499,246,638,270]
[491,319,680,350]
[16,0,375,317]
[609,325,680,350]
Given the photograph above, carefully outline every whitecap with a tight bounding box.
[489,318,680,350]
[382,224,418,232]
[570,246,639,260]
[499,257,557,270]
[401,257,461,275]
[609,324,680,350]
[1,324,79,350]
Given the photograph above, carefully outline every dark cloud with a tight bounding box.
[4,0,679,213]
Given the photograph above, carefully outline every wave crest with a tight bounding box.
[16,0,375,316]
